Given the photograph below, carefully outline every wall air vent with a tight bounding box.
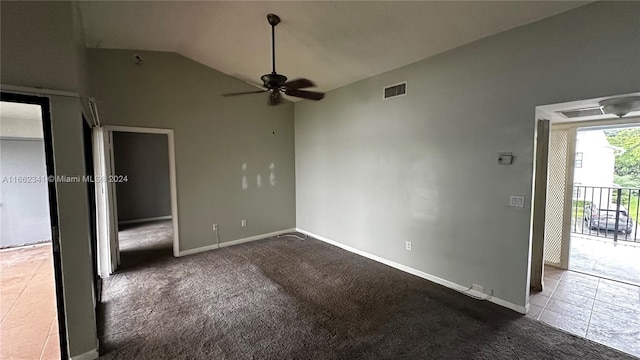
[383,82,407,100]
[558,107,604,118]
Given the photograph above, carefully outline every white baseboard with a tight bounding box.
[118,216,172,226]
[177,228,297,257]
[296,228,527,315]
[178,242,220,257]
[0,241,52,252]
[70,349,99,360]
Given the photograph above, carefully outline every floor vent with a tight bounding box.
[383,82,407,99]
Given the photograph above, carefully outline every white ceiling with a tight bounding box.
[0,101,43,139]
[79,1,589,94]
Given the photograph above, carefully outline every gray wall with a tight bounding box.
[87,49,296,252]
[0,1,86,93]
[0,139,52,247]
[295,1,640,308]
[1,1,98,358]
[113,132,172,222]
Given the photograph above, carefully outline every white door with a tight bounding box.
[93,127,119,276]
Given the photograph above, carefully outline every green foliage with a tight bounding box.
[606,128,640,182]
[631,195,640,220]
[614,174,640,189]
[571,200,587,220]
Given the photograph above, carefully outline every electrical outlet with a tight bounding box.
[212,224,218,231]
[405,241,412,251]
[241,219,247,227]
[472,283,484,293]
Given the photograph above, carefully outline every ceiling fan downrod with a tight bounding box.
[267,13,280,74]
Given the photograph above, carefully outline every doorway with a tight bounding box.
[94,126,179,277]
[112,130,174,270]
[538,119,640,281]
[0,94,67,360]
[568,125,640,285]
[94,126,179,353]
[532,93,640,275]
[528,94,640,357]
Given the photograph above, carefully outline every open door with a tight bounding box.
[93,127,119,276]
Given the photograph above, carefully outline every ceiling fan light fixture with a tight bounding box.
[599,96,640,118]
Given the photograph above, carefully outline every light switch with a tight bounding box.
[498,153,514,165]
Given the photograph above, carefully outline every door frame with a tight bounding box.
[529,119,550,292]
[103,125,180,259]
[82,117,100,301]
[0,92,69,360]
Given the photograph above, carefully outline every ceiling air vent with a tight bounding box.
[383,82,407,100]
[558,107,604,118]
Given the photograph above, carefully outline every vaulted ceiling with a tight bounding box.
[79,1,589,94]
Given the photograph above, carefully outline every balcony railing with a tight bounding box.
[571,185,640,243]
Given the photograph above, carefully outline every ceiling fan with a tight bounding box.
[223,14,325,105]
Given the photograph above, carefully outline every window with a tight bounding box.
[575,152,583,168]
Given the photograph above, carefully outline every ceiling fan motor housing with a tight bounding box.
[261,73,288,89]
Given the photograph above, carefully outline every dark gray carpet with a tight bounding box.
[98,221,635,359]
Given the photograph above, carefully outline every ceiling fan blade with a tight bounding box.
[223,90,267,97]
[269,92,283,106]
[285,89,325,101]
[283,78,315,90]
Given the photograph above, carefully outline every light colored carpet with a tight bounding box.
[98,221,634,359]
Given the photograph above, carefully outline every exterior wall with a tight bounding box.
[0,139,52,247]
[574,130,616,188]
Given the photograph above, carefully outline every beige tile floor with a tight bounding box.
[0,244,60,360]
[529,265,640,358]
